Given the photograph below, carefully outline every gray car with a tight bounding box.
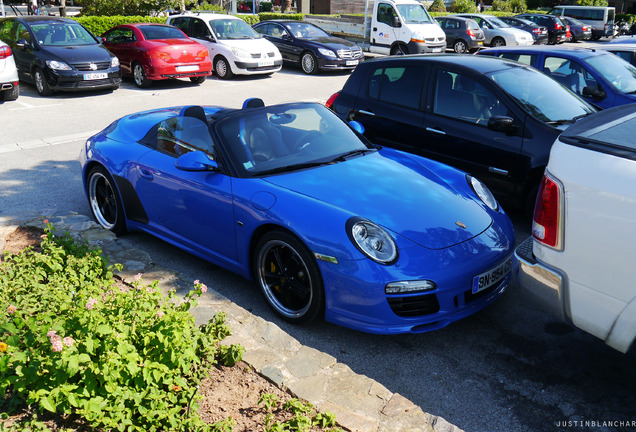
[455,14,534,47]
[435,16,485,53]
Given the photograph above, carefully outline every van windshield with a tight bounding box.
[396,4,435,24]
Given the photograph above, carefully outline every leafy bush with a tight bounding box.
[0,223,243,432]
[577,0,608,5]
[73,15,167,36]
[450,0,477,13]
[80,0,199,16]
[491,0,512,12]
[428,0,448,13]
[509,0,527,13]
[258,11,304,21]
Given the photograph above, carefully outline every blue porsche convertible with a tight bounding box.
[80,98,515,334]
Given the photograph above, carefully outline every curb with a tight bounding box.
[0,210,465,432]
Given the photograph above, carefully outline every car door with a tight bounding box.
[255,23,298,63]
[11,22,37,81]
[347,61,428,155]
[372,2,400,54]
[420,66,525,200]
[134,115,238,261]
[102,26,136,75]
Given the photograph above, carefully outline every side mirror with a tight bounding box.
[16,39,30,49]
[349,121,365,135]
[175,151,219,172]
[393,16,402,28]
[488,116,518,134]
[582,85,606,100]
[282,33,291,41]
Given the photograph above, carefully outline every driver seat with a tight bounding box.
[240,98,288,162]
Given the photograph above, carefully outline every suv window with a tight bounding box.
[368,66,424,109]
[434,70,507,125]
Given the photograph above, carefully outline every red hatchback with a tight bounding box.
[102,23,212,88]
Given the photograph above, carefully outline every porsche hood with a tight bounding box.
[263,152,494,250]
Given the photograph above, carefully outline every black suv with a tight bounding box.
[515,14,567,44]
[326,55,595,213]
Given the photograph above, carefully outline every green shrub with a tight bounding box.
[450,0,477,13]
[428,0,447,13]
[260,11,304,21]
[616,13,636,23]
[491,0,512,12]
[73,15,167,36]
[0,223,243,432]
[577,0,608,5]
[509,0,527,13]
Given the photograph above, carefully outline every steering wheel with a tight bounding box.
[294,131,322,152]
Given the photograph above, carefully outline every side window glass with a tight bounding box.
[171,18,189,34]
[271,24,285,38]
[434,71,508,125]
[545,56,590,95]
[377,4,396,26]
[368,67,423,109]
[152,117,216,158]
[191,19,211,39]
[16,23,31,44]
[498,53,536,66]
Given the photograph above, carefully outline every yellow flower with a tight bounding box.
[0,342,8,353]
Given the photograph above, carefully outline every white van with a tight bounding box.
[548,5,615,39]
[167,13,283,79]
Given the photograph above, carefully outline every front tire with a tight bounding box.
[34,68,52,96]
[214,56,234,79]
[133,62,151,88]
[390,43,408,55]
[453,39,469,54]
[254,230,324,323]
[87,166,127,235]
[300,52,318,75]
[491,37,506,47]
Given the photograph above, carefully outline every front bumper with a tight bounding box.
[145,60,212,81]
[321,219,515,334]
[233,59,283,75]
[46,67,121,92]
[408,40,446,54]
[514,237,566,320]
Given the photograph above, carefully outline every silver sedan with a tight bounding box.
[456,14,534,47]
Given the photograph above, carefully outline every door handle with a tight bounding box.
[488,167,509,176]
[357,109,375,116]
[426,127,446,135]
[139,168,154,180]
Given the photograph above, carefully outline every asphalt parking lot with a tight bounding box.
[2,48,636,432]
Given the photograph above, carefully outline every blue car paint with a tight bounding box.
[80,103,516,334]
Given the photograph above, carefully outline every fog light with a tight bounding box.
[385,280,436,294]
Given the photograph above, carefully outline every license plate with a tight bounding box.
[346,60,359,66]
[478,41,483,45]
[472,255,512,294]
[258,60,274,67]
[432,48,443,53]
[83,72,107,80]
[176,65,199,72]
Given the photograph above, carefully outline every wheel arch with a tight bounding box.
[248,223,309,278]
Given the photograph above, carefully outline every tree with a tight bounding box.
[577,0,608,5]
[428,0,447,13]
[450,0,476,13]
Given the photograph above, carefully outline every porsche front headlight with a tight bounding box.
[347,218,398,264]
[468,175,498,211]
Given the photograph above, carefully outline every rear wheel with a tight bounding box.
[491,37,506,47]
[133,62,151,88]
[214,56,233,79]
[34,68,52,96]
[87,166,127,235]
[254,230,324,323]
[190,76,207,84]
[3,83,19,101]
[453,39,469,54]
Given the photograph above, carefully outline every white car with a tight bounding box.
[515,104,636,354]
[456,14,534,47]
[167,13,282,79]
[0,39,19,101]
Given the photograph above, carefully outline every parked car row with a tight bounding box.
[0,13,366,98]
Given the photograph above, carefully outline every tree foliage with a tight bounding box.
[577,0,608,6]
[428,0,447,13]
[80,0,198,16]
[450,0,477,13]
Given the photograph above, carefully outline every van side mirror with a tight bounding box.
[488,116,518,134]
[392,16,402,28]
[583,85,606,100]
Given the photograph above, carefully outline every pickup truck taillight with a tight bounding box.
[532,172,564,250]
[325,91,340,110]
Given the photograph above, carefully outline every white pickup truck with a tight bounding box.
[515,104,636,354]
[304,0,446,55]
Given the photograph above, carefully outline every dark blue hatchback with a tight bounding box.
[479,46,636,109]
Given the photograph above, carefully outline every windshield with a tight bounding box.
[216,104,373,176]
[585,53,636,94]
[211,18,259,39]
[488,65,595,122]
[31,23,97,46]
[396,4,435,24]
[486,16,511,28]
[139,25,188,40]
[284,22,330,39]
